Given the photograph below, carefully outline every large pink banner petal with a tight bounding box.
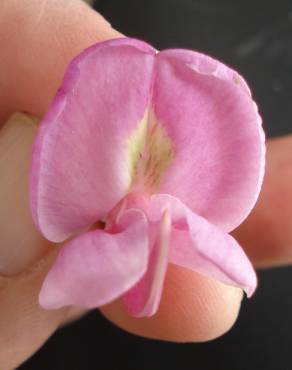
[153,49,265,232]
[30,38,155,242]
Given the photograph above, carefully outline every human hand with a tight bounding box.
[0,1,291,369]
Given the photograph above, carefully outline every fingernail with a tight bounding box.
[0,113,49,276]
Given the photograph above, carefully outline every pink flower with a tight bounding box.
[30,38,265,317]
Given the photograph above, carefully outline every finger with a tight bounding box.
[232,135,292,268]
[0,114,49,275]
[0,249,67,370]
[0,0,121,123]
[0,113,88,370]
[0,247,87,370]
[101,264,243,342]
[0,1,120,367]
[0,113,244,347]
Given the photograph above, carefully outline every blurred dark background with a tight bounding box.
[19,0,292,369]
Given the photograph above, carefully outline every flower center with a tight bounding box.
[127,110,174,191]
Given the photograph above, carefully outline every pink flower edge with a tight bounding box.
[29,37,265,317]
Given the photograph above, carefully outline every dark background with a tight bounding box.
[19,0,292,369]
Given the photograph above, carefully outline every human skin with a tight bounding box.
[0,1,292,369]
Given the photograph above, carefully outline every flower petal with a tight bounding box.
[122,210,171,317]
[153,50,265,232]
[30,38,156,242]
[39,209,149,309]
[150,194,257,297]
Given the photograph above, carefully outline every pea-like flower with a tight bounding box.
[30,38,265,317]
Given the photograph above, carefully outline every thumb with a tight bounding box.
[0,2,121,369]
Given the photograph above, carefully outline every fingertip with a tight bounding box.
[1,0,122,122]
[0,248,69,370]
[233,136,292,268]
[0,113,51,276]
[101,265,243,342]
